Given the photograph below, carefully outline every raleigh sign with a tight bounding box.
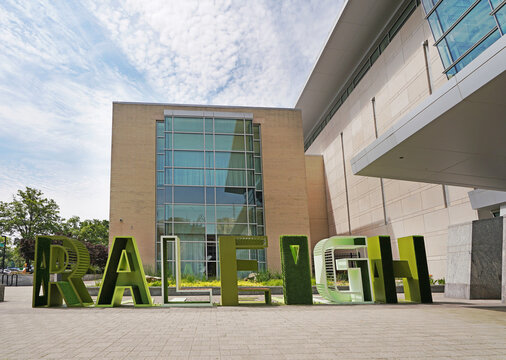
[32,234,432,307]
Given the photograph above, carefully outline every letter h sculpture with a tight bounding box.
[367,235,432,303]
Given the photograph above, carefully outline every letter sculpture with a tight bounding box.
[313,236,373,303]
[368,235,432,303]
[160,235,213,306]
[279,235,312,304]
[218,235,270,305]
[96,236,152,307]
[32,236,93,307]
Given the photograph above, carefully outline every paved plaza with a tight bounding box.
[0,287,505,360]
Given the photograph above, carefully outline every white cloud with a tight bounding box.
[87,0,342,106]
[0,0,342,219]
[0,0,149,219]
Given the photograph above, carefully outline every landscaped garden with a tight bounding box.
[92,270,320,288]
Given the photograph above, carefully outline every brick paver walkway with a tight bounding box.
[1,287,505,359]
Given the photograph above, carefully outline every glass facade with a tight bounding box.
[423,0,505,76]
[156,114,266,278]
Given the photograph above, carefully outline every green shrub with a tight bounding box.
[254,270,282,283]
[143,264,160,277]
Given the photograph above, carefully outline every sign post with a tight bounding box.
[0,236,6,271]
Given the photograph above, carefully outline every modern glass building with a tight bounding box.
[110,104,311,278]
[155,112,266,277]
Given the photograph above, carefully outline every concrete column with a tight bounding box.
[446,217,504,300]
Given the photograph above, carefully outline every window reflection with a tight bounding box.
[425,0,503,76]
[215,187,248,204]
[174,151,204,168]
[174,169,204,186]
[156,116,265,276]
[444,1,496,62]
[173,186,205,204]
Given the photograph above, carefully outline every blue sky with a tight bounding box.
[0,0,343,220]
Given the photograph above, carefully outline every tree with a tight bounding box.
[0,187,62,263]
[0,187,109,271]
[59,217,109,246]
[58,215,81,239]
[58,216,109,271]
[78,219,109,246]
[84,242,108,270]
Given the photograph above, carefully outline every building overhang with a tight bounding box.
[468,189,506,210]
[351,36,506,191]
[295,0,405,137]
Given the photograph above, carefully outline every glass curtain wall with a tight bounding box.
[156,115,266,278]
[422,0,505,77]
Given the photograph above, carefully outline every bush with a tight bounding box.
[143,264,160,277]
[84,242,108,271]
[87,265,102,274]
[254,270,282,283]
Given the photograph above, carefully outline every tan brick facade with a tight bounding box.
[110,103,311,271]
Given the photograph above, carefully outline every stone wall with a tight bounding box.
[446,217,504,300]
[446,222,472,298]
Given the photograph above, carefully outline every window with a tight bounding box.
[173,117,203,132]
[174,151,204,168]
[173,186,205,204]
[156,116,265,277]
[216,169,246,187]
[174,169,204,186]
[216,205,248,223]
[215,152,246,169]
[214,118,244,134]
[215,187,248,204]
[215,134,245,151]
[173,205,206,223]
[425,0,503,76]
[174,133,204,150]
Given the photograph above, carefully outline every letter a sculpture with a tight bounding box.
[96,236,152,307]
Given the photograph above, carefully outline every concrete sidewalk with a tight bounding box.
[0,287,505,359]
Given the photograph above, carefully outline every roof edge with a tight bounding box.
[112,101,300,112]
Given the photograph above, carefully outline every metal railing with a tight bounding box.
[1,273,18,286]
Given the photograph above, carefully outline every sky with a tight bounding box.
[0,0,343,220]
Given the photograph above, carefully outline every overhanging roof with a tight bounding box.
[468,189,506,210]
[351,36,506,191]
[295,0,404,137]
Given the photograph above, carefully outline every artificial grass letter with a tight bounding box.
[96,237,152,307]
[367,235,432,303]
[32,236,93,307]
[280,235,312,305]
[219,235,268,306]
